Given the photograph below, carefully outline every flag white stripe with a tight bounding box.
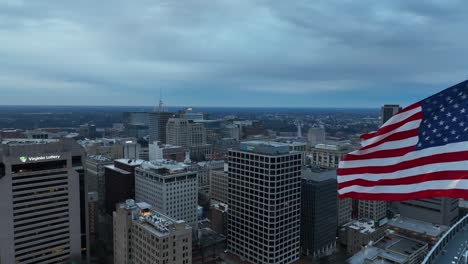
[338,160,468,183]
[380,106,422,129]
[338,179,468,195]
[349,136,419,156]
[340,142,468,169]
[361,120,421,147]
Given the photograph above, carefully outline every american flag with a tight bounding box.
[338,80,468,201]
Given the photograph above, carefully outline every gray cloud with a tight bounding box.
[0,0,467,106]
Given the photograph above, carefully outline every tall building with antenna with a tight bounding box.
[148,92,174,144]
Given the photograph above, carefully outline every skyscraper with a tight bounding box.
[148,111,174,144]
[135,160,198,229]
[380,104,402,125]
[301,169,337,258]
[0,139,85,263]
[227,141,302,264]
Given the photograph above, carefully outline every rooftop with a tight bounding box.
[348,233,427,264]
[302,168,337,182]
[240,140,296,155]
[140,159,191,174]
[1,138,59,145]
[115,159,145,166]
[346,219,377,234]
[388,216,449,237]
[120,199,190,236]
[87,155,113,162]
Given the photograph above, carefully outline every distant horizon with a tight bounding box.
[0,104,382,110]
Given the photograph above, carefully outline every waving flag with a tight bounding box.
[338,80,468,201]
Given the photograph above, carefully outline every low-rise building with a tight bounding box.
[113,200,192,264]
[340,219,386,255]
[348,233,428,264]
[387,216,449,247]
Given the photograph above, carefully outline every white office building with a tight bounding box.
[135,160,198,229]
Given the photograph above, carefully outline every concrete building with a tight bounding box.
[194,160,225,196]
[135,160,198,229]
[84,155,113,209]
[381,104,402,125]
[113,199,192,264]
[0,139,85,263]
[348,233,428,264]
[340,219,386,255]
[358,200,387,222]
[338,198,353,227]
[227,141,302,264]
[387,216,449,247]
[78,138,125,160]
[309,143,353,169]
[148,111,174,144]
[166,118,212,161]
[149,141,185,162]
[210,164,229,204]
[122,112,149,139]
[123,139,149,161]
[104,159,144,215]
[307,127,325,146]
[398,198,459,226]
[211,202,228,236]
[301,169,337,257]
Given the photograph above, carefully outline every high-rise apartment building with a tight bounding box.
[398,198,459,226]
[135,160,198,229]
[0,139,85,263]
[301,169,337,258]
[148,112,174,144]
[113,199,192,264]
[380,104,402,125]
[227,141,302,264]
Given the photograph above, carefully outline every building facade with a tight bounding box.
[301,169,337,258]
[381,104,402,125]
[358,200,387,222]
[0,139,85,263]
[135,160,198,229]
[210,166,229,204]
[148,111,174,144]
[104,159,143,215]
[227,141,302,264]
[398,198,459,226]
[113,200,192,264]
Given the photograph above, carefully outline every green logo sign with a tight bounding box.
[19,156,28,163]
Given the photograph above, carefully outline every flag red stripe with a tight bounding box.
[339,189,468,201]
[397,102,421,114]
[338,170,468,189]
[338,150,468,175]
[360,111,423,140]
[360,129,419,151]
[342,146,415,161]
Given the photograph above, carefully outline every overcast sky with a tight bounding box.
[0,0,467,107]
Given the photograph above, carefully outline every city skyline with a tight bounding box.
[1,1,468,107]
